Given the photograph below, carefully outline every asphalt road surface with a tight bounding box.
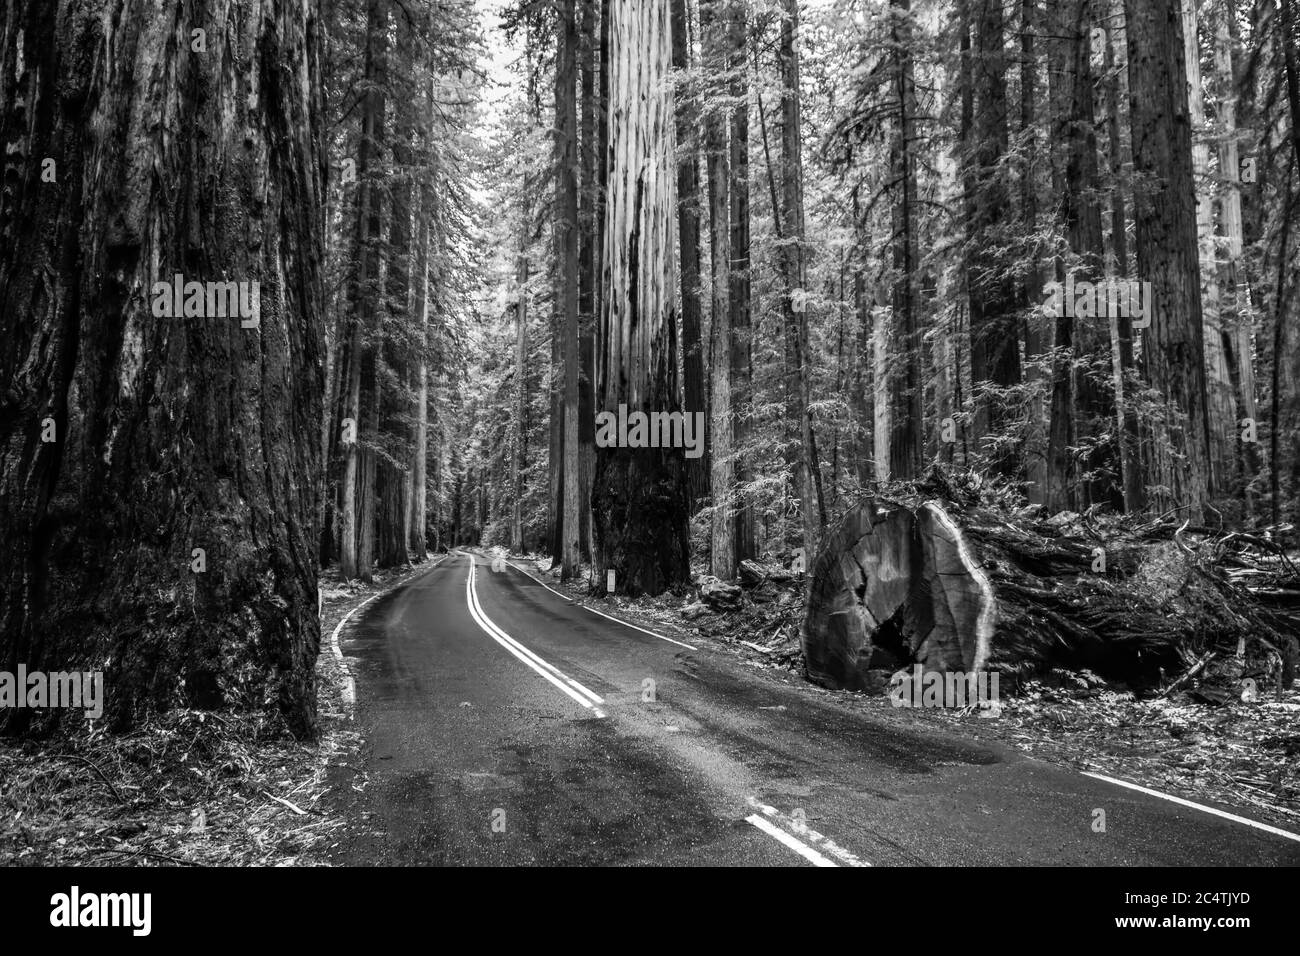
[327,551,1300,867]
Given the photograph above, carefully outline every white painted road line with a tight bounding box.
[746,797,870,867]
[504,558,698,651]
[464,554,608,718]
[503,559,576,603]
[581,603,698,650]
[745,815,838,867]
[1083,771,1300,844]
[466,556,606,705]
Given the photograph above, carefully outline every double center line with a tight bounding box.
[464,550,872,866]
[461,552,607,718]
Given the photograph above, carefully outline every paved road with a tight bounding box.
[327,551,1300,866]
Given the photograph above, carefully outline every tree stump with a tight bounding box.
[803,499,996,691]
[802,495,1299,693]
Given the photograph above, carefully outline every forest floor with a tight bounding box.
[0,561,432,867]
[506,549,1300,836]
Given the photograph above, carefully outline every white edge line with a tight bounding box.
[329,555,449,706]
[464,556,607,718]
[504,558,698,651]
[502,558,576,603]
[1082,771,1300,844]
[746,815,838,867]
[582,603,699,650]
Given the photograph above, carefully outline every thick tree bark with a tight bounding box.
[1277,0,1300,527]
[377,457,408,568]
[593,0,691,596]
[1045,0,1112,510]
[0,0,326,735]
[1124,0,1212,522]
[886,0,922,481]
[965,0,1023,478]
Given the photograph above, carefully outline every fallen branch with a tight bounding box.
[68,755,128,805]
[1159,652,1216,699]
[262,790,310,815]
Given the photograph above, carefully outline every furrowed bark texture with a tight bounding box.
[1124,0,1212,520]
[0,0,326,735]
[593,0,690,596]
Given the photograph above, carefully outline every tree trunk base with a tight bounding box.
[592,446,690,596]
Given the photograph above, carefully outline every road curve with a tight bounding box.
[325,551,1300,867]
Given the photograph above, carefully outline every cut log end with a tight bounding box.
[802,498,997,692]
[802,495,1300,695]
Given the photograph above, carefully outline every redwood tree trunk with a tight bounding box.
[672,0,708,504]
[557,0,581,578]
[728,0,757,563]
[1104,13,1145,514]
[886,0,922,481]
[0,0,326,735]
[410,149,432,560]
[1124,0,1212,521]
[702,0,735,579]
[341,0,387,582]
[965,0,1023,478]
[578,0,598,561]
[593,0,690,596]
[777,0,822,558]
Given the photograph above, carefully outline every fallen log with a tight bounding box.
[802,495,1300,694]
[738,559,794,588]
[738,560,767,588]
